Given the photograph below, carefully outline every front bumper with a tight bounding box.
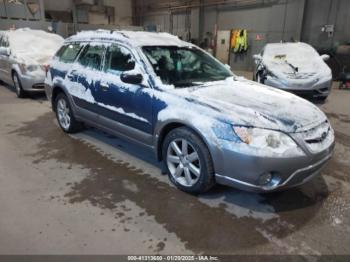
[18,72,45,92]
[265,77,332,98]
[213,140,335,193]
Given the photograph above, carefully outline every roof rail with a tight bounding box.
[109,29,130,39]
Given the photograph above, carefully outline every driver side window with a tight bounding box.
[104,44,135,75]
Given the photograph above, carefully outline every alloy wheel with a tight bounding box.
[167,138,201,187]
[56,98,71,130]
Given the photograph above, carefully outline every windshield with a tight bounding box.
[263,43,319,64]
[142,46,233,87]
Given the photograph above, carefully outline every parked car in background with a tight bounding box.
[46,30,334,194]
[253,42,332,100]
[0,28,64,98]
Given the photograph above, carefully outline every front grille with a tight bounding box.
[285,72,317,79]
[298,121,334,153]
[32,83,45,89]
[319,87,329,92]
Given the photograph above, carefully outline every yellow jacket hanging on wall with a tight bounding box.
[231,29,248,53]
[230,29,239,49]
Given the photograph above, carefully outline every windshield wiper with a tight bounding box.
[174,82,201,88]
[285,60,298,73]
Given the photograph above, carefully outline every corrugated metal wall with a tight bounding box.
[134,0,350,70]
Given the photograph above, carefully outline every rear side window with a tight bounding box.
[57,43,82,63]
[78,44,105,70]
[104,44,135,74]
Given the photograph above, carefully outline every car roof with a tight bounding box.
[65,30,193,48]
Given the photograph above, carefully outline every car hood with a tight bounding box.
[264,58,331,84]
[175,77,327,133]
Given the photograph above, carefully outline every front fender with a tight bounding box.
[11,64,21,78]
[153,109,225,175]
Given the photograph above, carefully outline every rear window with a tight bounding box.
[57,43,83,63]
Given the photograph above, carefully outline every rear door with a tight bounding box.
[93,43,153,144]
[64,43,105,122]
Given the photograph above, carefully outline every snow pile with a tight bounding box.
[8,28,64,65]
[67,30,191,48]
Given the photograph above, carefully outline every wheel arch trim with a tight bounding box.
[51,84,77,116]
[154,119,218,163]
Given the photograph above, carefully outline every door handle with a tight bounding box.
[100,82,109,91]
[66,70,77,80]
[67,74,74,80]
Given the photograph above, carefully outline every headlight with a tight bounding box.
[27,65,40,72]
[233,126,305,157]
[19,64,42,74]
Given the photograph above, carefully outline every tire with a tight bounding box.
[318,96,328,102]
[162,127,215,194]
[256,72,263,84]
[13,72,26,98]
[54,93,83,133]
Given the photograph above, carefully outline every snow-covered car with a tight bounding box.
[0,28,64,98]
[45,30,335,194]
[253,42,332,100]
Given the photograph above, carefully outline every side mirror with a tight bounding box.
[121,72,143,85]
[0,47,10,56]
[224,64,231,70]
[321,54,330,61]
[253,54,262,61]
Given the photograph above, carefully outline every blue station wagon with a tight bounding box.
[45,30,335,194]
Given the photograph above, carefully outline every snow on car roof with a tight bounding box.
[66,30,193,47]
